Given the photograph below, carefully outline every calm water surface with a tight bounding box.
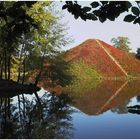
[1,80,140,138]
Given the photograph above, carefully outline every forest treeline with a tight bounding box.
[0,1,72,86]
[0,1,140,89]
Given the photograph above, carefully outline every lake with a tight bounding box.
[0,80,140,138]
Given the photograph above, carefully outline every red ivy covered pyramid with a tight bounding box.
[65,39,140,78]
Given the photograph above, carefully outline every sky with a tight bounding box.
[56,1,140,53]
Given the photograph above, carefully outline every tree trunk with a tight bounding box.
[7,54,11,81]
[34,92,42,106]
[0,60,3,79]
[4,49,7,80]
[22,58,26,85]
[0,58,2,79]
[0,98,2,110]
[34,69,42,86]
[34,55,45,86]
[8,98,10,119]
[17,45,24,83]
[22,94,26,119]
[4,98,7,120]
[18,95,22,123]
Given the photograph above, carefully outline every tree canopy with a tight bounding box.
[0,1,72,85]
[136,48,140,59]
[111,36,131,53]
[62,1,140,25]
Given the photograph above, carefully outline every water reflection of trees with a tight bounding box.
[0,92,74,139]
[69,80,140,115]
[111,100,130,114]
[127,105,140,115]
[136,95,140,102]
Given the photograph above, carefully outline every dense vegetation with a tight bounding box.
[64,59,102,95]
[0,2,71,87]
[65,39,140,81]
[0,1,140,92]
[101,40,140,76]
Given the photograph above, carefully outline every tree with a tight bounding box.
[23,2,72,85]
[111,100,130,114]
[0,2,39,80]
[111,36,131,53]
[0,1,72,85]
[62,1,140,25]
[136,48,140,60]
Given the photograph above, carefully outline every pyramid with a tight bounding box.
[65,39,140,77]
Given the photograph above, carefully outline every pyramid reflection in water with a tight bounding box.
[68,80,140,115]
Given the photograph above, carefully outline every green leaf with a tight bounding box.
[74,14,79,19]
[82,7,91,12]
[126,1,132,9]
[133,17,140,24]
[132,7,140,16]
[107,14,115,21]
[99,16,106,23]
[93,10,101,16]
[90,2,99,8]
[100,1,108,5]
[62,5,68,10]
[87,13,97,20]
[81,15,87,21]
[124,14,136,22]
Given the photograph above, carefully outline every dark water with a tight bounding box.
[1,80,140,138]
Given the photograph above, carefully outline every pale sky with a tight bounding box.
[56,1,140,53]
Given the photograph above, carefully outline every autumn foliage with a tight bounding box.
[65,39,140,78]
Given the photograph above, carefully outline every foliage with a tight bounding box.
[45,54,73,87]
[0,1,37,42]
[136,48,140,60]
[65,59,102,95]
[30,53,73,87]
[102,40,140,76]
[65,39,140,79]
[111,36,131,52]
[10,57,21,80]
[62,1,140,25]
[0,1,72,86]
[0,1,40,80]
[65,39,129,77]
[22,2,72,85]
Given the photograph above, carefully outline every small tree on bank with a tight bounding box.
[136,48,140,60]
[111,37,131,53]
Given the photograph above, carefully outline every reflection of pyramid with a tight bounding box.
[72,80,140,115]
